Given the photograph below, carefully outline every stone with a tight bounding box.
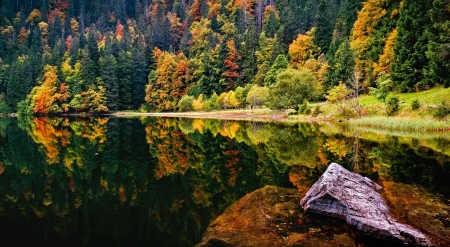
[300,163,433,246]
[196,186,354,247]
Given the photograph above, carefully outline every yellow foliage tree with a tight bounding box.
[288,28,320,69]
[350,0,388,80]
[30,65,70,113]
[373,28,397,77]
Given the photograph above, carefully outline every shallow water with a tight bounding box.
[0,117,448,246]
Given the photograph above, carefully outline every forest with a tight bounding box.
[0,0,448,114]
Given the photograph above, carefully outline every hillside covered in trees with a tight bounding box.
[0,0,448,114]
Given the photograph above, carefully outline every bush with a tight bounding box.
[285,109,297,116]
[177,95,194,112]
[269,69,319,110]
[411,99,420,110]
[433,101,450,119]
[386,96,399,115]
[298,100,310,114]
[312,105,321,117]
[246,85,269,108]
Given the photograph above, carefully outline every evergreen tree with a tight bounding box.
[242,19,258,83]
[81,46,98,90]
[264,54,288,87]
[391,0,433,91]
[324,39,355,90]
[263,9,279,38]
[117,51,133,110]
[131,48,147,109]
[101,40,119,112]
[425,0,450,88]
[314,0,334,55]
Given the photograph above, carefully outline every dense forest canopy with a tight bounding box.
[0,0,448,113]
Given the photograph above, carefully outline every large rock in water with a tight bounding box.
[300,163,432,246]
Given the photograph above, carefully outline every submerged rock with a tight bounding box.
[196,186,356,247]
[300,163,432,246]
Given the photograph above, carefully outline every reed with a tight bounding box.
[348,116,450,132]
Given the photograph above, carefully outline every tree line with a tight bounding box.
[0,0,448,114]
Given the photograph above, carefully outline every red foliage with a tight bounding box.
[65,35,72,52]
[118,187,127,206]
[191,0,201,21]
[116,20,124,38]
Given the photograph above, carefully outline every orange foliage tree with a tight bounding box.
[288,28,320,69]
[373,28,397,77]
[222,39,242,91]
[350,0,388,81]
[27,65,70,114]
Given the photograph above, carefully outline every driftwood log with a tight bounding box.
[300,163,432,246]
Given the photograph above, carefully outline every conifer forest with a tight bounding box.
[0,0,448,114]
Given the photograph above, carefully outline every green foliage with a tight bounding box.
[411,99,420,110]
[246,85,269,108]
[269,69,318,110]
[177,95,194,112]
[204,92,221,111]
[264,54,288,87]
[298,100,310,114]
[325,82,350,114]
[391,0,434,91]
[0,0,445,115]
[312,105,321,117]
[386,96,400,115]
[370,72,394,115]
[324,39,354,90]
[425,0,450,88]
[433,101,450,119]
[0,94,11,113]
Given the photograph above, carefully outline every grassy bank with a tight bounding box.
[347,116,450,131]
[115,86,449,131]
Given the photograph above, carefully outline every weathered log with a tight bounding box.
[300,163,432,246]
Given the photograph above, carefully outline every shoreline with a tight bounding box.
[6,109,449,132]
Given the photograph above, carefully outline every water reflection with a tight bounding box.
[0,117,448,246]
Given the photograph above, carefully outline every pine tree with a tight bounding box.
[264,54,288,87]
[325,39,355,90]
[263,8,279,38]
[81,46,98,90]
[117,51,133,110]
[314,0,334,55]
[242,18,258,83]
[101,40,119,112]
[425,0,450,88]
[131,48,147,109]
[391,0,433,91]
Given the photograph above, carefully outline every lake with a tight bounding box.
[0,117,449,246]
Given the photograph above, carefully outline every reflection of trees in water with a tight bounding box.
[0,117,448,245]
[370,137,450,197]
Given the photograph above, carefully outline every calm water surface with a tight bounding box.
[0,117,449,246]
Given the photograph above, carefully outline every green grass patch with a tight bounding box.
[348,116,450,132]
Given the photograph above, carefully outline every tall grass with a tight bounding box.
[348,116,450,132]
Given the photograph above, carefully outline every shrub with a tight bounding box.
[298,100,310,114]
[246,85,269,109]
[269,69,319,110]
[433,101,450,119]
[411,99,420,110]
[313,105,321,117]
[386,96,399,115]
[285,109,297,116]
[192,94,205,111]
[177,95,194,112]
